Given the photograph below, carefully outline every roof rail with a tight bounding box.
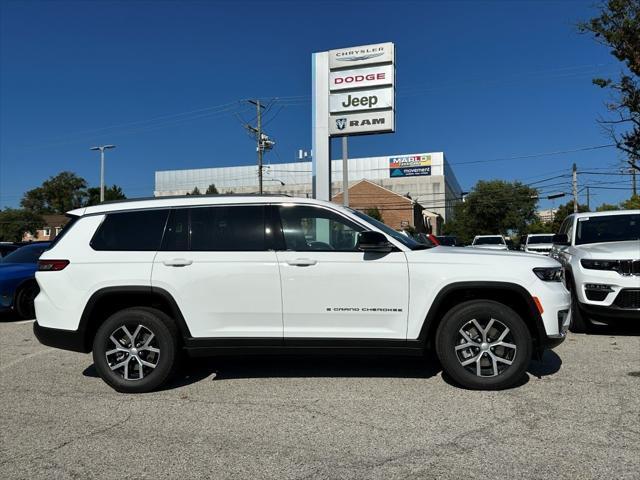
[101,193,292,205]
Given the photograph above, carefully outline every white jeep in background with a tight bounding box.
[550,210,640,333]
[470,235,509,250]
[33,195,571,393]
[523,233,555,256]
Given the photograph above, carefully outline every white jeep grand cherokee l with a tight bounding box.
[34,196,570,393]
[550,210,640,333]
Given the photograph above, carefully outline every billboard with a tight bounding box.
[389,154,432,177]
[326,42,395,137]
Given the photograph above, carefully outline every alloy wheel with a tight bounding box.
[454,317,517,377]
[105,324,160,381]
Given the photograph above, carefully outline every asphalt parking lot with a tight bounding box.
[1,315,639,480]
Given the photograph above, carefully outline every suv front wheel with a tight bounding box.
[92,307,179,393]
[435,300,532,390]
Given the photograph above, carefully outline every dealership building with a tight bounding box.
[154,151,463,226]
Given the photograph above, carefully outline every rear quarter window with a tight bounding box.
[91,210,169,251]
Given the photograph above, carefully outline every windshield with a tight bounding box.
[575,214,640,245]
[527,235,554,245]
[348,209,428,250]
[474,236,504,245]
[1,244,49,264]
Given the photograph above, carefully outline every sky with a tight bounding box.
[0,0,635,211]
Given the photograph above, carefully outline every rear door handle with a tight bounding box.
[286,258,318,267]
[163,258,193,267]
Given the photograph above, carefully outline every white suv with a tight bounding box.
[523,233,555,256]
[550,210,639,333]
[34,196,571,393]
[470,235,508,250]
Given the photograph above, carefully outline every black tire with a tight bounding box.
[92,307,179,393]
[15,282,39,320]
[435,300,532,390]
[568,282,591,334]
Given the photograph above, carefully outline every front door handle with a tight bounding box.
[286,258,318,267]
[163,258,193,267]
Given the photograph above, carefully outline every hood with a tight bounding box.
[578,240,640,259]
[0,263,37,280]
[526,243,553,249]
[427,245,558,264]
[469,245,508,250]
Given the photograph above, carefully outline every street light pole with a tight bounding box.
[90,145,116,202]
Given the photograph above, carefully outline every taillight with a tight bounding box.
[38,260,69,271]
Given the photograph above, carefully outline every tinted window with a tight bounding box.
[91,210,168,251]
[278,205,364,251]
[575,214,640,245]
[162,206,266,251]
[474,236,504,245]
[527,235,554,245]
[1,244,49,264]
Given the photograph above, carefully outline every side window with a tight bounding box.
[91,209,169,251]
[161,205,266,251]
[277,205,364,252]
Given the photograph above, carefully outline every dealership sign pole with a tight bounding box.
[312,42,395,202]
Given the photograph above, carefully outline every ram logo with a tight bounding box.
[335,118,347,130]
[349,117,385,127]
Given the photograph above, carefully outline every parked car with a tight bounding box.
[551,210,639,332]
[413,233,440,247]
[0,243,19,258]
[435,235,458,246]
[524,234,555,255]
[470,235,509,250]
[0,242,51,318]
[34,196,569,393]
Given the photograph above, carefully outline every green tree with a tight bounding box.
[189,186,202,195]
[363,207,383,221]
[0,208,45,242]
[85,185,127,206]
[21,172,88,214]
[620,193,640,208]
[596,202,620,211]
[550,201,590,233]
[205,184,219,195]
[579,0,639,161]
[443,180,538,244]
[526,218,554,234]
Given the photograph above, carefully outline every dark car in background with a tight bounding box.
[435,235,458,246]
[0,242,50,319]
[0,243,19,258]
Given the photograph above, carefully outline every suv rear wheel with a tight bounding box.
[92,307,179,393]
[435,300,532,390]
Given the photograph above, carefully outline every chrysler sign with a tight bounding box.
[329,42,394,69]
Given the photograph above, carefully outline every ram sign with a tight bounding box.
[389,154,432,177]
[329,111,394,135]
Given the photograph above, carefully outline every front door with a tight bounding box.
[152,204,282,338]
[274,204,409,339]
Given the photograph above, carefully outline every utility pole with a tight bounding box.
[89,145,116,202]
[629,158,638,196]
[342,136,349,206]
[572,163,578,213]
[244,100,274,195]
[586,186,590,211]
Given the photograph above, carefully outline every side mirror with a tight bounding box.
[357,231,393,253]
[552,233,570,246]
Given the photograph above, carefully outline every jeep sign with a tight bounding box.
[329,111,394,135]
[329,87,394,113]
[329,65,394,91]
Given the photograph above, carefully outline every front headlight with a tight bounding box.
[533,267,563,282]
[581,259,619,271]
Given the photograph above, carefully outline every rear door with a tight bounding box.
[152,204,282,338]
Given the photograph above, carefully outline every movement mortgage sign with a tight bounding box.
[389,154,432,177]
[312,42,395,200]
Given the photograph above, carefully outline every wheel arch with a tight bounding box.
[78,286,191,352]
[418,281,546,353]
